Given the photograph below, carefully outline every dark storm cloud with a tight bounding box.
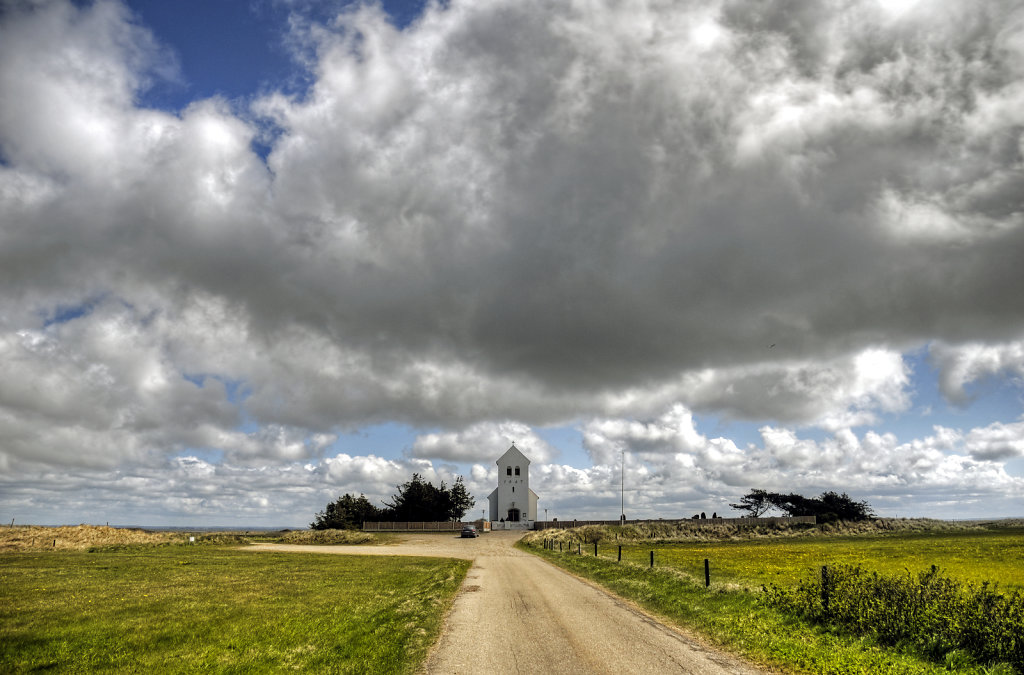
[1,0,1023,515]
[255,0,1024,392]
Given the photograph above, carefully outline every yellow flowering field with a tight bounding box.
[606,527,1024,590]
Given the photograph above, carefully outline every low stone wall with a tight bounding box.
[532,516,816,530]
[488,520,533,530]
[362,521,473,531]
[363,516,817,531]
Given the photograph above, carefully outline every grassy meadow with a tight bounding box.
[604,527,1024,591]
[521,520,1024,674]
[0,525,185,551]
[1,540,468,673]
[0,525,389,552]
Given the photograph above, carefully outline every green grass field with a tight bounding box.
[1,547,469,673]
[608,527,1024,591]
[522,524,1024,674]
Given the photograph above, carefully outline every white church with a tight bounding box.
[487,444,539,528]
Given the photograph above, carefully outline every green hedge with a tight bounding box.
[763,564,1023,672]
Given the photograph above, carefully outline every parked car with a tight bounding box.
[460,525,478,538]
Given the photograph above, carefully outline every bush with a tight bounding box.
[311,493,382,530]
[763,564,1024,672]
[280,529,378,545]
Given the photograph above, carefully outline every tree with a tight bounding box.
[310,493,381,530]
[774,492,818,517]
[447,476,475,521]
[383,473,476,522]
[729,489,775,517]
[817,491,875,521]
[730,489,875,522]
[311,473,477,528]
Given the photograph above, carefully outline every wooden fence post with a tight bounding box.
[704,559,710,587]
[821,565,830,615]
[594,542,597,557]
[618,545,622,562]
[650,550,654,568]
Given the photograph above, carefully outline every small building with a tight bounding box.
[487,444,539,528]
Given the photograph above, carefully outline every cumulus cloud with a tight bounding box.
[0,298,238,470]
[962,420,1024,461]
[0,451,496,526]
[2,0,1024,522]
[930,340,1024,405]
[671,348,912,429]
[573,403,1024,519]
[6,0,1024,426]
[411,421,556,463]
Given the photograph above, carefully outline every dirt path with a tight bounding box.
[248,532,766,674]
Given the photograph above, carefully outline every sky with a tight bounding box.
[1,0,1023,527]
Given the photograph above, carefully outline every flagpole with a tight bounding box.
[620,449,624,520]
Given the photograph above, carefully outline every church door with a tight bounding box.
[507,508,520,522]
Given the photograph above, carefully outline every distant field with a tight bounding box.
[0,525,184,551]
[610,527,1024,591]
[0,525,388,551]
[1,546,469,673]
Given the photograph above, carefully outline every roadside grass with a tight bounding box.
[520,525,1024,674]
[1,547,469,673]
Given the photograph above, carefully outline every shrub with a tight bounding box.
[763,564,1024,672]
[0,525,183,551]
[280,529,377,545]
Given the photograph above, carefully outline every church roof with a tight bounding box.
[495,443,531,467]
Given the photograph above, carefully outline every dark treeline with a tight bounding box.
[311,474,475,530]
[730,489,874,522]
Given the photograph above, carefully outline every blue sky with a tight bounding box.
[127,0,300,110]
[127,0,430,111]
[2,0,1023,526]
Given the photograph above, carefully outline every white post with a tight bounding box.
[620,449,625,520]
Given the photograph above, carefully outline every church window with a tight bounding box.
[512,486,515,492]
[506,467,511,476]
[515,466,520,476]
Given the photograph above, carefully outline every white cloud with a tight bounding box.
[2,410,1021,525]
[0,0,171,176]
[963,420,1024,461]
[2,0,1024,522]
[674,348,912,429]
[570,402,1024,519]
[930,340,1024,405]
[582,404,710,466]
[411,421,556,463]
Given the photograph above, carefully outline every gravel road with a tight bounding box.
[248,531,767,674]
